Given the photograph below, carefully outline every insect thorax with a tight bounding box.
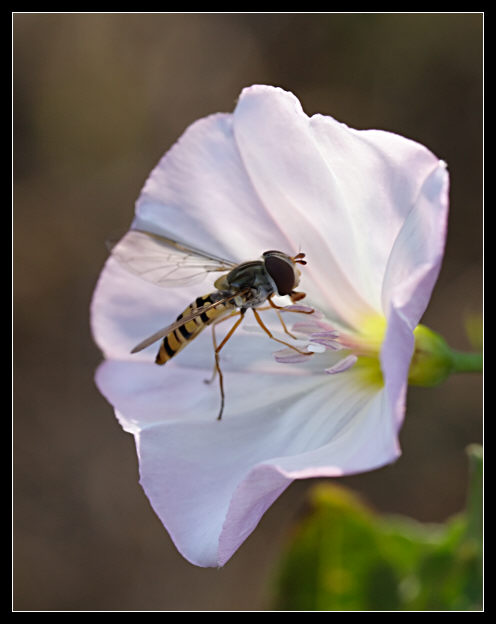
[214,261,277,309]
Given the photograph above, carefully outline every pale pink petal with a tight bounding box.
[381,161,450,322]
[95,359,396,567]
[379,305,415,432]
[380,162,449,429]
[95,352,324,431]
[233,85,442,325]
[133,112,295,265]
[233,85,375,327]
[218,386,399,566]
[90,85,447,569]
[313,121,444,314]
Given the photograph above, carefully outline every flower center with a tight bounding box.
[338,315,387,357]
[275,311,386,387]
[338,315,385,387]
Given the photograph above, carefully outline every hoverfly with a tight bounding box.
[111,229,312,420]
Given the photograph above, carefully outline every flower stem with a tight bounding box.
[409,325,483,386]
[450,349,483,374]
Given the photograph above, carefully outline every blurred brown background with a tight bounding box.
[13,13,483,611]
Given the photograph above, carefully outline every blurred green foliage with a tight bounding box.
[464,314,483,351]
[272,445,482,611]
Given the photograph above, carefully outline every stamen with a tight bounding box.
[291,320,331,337]
[312,338,346,351]
[280,304,315,315]
[307,343,326,353]
[274,310,385,379]
[325,355,358,375]
[309,330,340,340]
[274,348,311,364]
[306,330,342,351]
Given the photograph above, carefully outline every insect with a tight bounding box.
[111,229,312,420]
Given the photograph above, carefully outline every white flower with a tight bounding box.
[91,85,449,567]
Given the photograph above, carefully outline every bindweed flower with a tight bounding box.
[91,85,449,567]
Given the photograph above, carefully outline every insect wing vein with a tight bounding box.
[111,229,237,287]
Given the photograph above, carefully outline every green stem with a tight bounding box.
[409,326,483,386]
[450,350,483,374]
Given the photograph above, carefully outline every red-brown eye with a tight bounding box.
[264,254,295,296]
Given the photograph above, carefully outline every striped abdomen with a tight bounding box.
[155,293,234,365]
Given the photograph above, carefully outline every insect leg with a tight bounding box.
[204,311,242,385]
[274,309,298,339]
[204,325,220,385]
[252,308,313,356]
[268,297,315,339]
[254,302,298,339]
[212,309,246,421]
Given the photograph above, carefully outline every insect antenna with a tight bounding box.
[292,252,306,265]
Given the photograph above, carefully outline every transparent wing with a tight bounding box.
[130,293,243,353]
[110,229,237,288]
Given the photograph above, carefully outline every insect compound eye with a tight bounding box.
[263,253,296,296]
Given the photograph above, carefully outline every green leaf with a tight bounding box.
[271,445,483,611]
[465,444,483,543]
